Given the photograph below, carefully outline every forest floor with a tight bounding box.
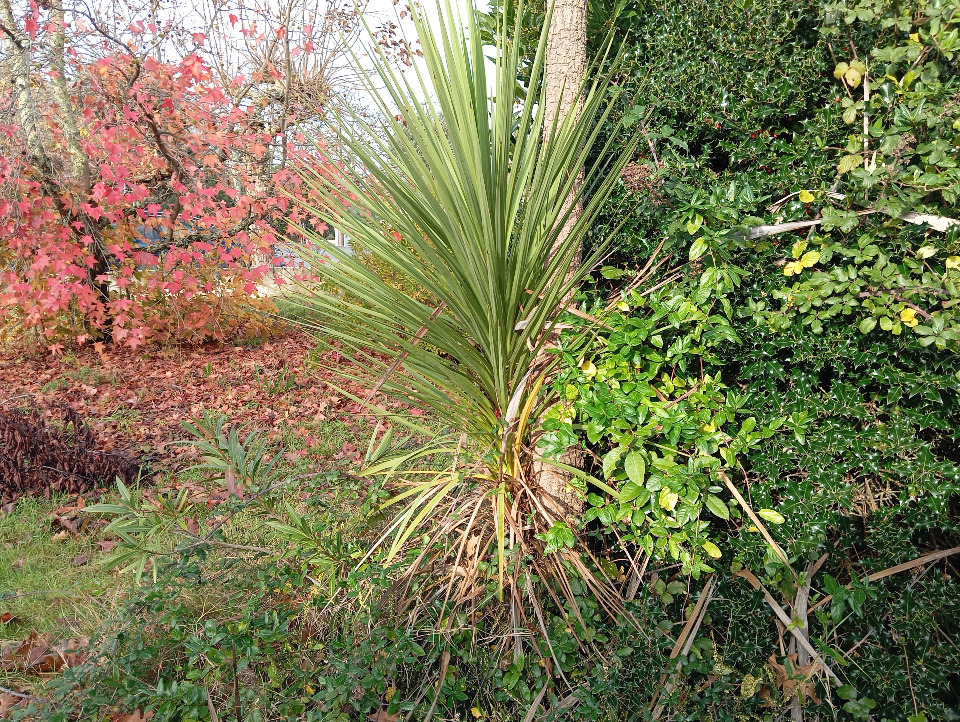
[0,330,380,697]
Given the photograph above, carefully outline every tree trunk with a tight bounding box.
[1,0,113,332]
[533,0,588,519]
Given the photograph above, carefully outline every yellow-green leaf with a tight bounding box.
[757,509,785,524]
[833,61,849,80]
[703,541,722,559]
[689,237,708,261]
[799,251,820,269]
[659,488,679,511]
[837,154,863,175]
[798,190,814,203]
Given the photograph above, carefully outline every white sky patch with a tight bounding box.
[357,0,496,103]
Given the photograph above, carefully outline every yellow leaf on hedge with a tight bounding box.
[798,190,814,203]
[799,251,820,269]
[659,488,679,511]
[471,707,483,719]
[580,359,597,379]
[783,261,803,276]
[703,541,722,559]
[946,256,960,270]
[899,307,919,328]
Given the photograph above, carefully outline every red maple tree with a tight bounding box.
[0,0,368,350]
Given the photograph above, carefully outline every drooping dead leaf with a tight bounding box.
[97,540,118,552]
[71,554,90,567]
[367,710,399,722]
[0,632,89,673]
[0,692,24,717]
[768,653,820,703]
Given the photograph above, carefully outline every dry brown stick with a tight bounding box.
[790,556,824,722]
[363,302,446,406]
[902,640,919,717]
[735,569,841,685]
[206,688,221,722]
[638,271,684,299]
[603,241,669,306]
[717,470,796,579]
[650,575,716,719]
[523,681,551,722]
[807,546,960,614]
[521,289,616,331]
[421,648,451,722]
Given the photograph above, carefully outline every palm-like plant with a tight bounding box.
[290,0,639,601]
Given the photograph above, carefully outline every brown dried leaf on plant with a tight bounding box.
[768,653,821,703]
[620,161,664,204]
[0,403,140,504]
[0,631,88,674]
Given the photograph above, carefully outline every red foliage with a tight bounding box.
[0,6,340,349]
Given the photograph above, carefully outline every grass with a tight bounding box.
[0,412,367,635]
[0,327,410,704]
[0,496,127,642]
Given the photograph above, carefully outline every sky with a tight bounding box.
[357,0,496,101]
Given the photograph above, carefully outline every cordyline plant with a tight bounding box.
[289,0,641,610]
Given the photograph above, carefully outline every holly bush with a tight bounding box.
[536,0,960,717]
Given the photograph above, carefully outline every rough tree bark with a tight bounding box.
[533,0,588,519]
[1,0,112,314]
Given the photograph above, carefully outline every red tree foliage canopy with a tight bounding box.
[0,0,359,349]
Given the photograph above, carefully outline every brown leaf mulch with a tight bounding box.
[0,331,375,499]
